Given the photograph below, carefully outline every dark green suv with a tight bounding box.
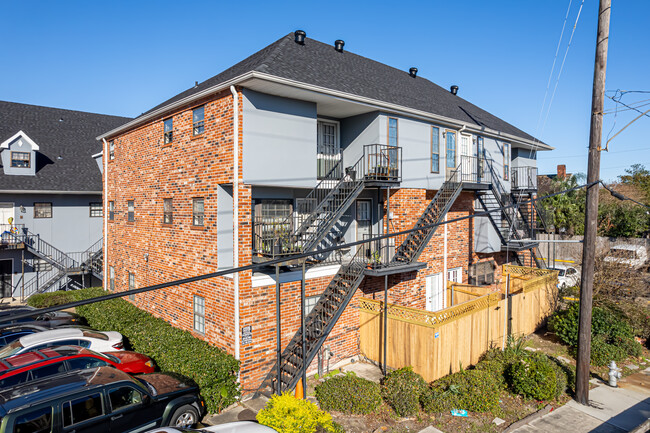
[0,366,205,432]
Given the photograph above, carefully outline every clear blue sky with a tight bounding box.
[2,0,648,181]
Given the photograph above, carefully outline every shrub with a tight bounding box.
[27,287,104,308]
[380,367,427,417]
[257,393,336,433]
[315,374,382,414]
[74,294,239,413]
[508,353,557,401]
[549,302,642,365]
[421,369,500,414]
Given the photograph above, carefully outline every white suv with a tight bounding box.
[0,328,123,358]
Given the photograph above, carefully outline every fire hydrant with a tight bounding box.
[608,361,622,387]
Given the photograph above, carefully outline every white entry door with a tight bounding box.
[0,203,14,226]
[425,273,444,312]
[447,267,463,284]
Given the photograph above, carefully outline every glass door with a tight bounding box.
[445,130,457,179]
[317,121,340,179]
[356,200,372,260]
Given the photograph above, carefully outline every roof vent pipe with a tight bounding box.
[450,85,459,95]
[294,30,306,45]
[409,67,418,78]
[334,40,345,52]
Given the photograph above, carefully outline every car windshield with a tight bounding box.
[94,351,120,363]
[0,340,24,358]
[82,331,108,341]
[556,269,566,277]
[135,377,158,396]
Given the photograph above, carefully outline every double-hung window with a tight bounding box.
[163,199,173,224]
[128,272,135,300]
[127,200,134,222]
[193,295,205,334]
[192,106,204,136]
[34,203,52,219]
[503,142,510,180]
[192,198,204,226]
[89,202,103,217]
[387,117,399,171]
[11,151,30,168]
[163,118,173,144]
[109,266,115,292]
[108,201,115,221]
[431,126,440,173]
[109,141,115,160]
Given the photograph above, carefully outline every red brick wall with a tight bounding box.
[105,90,509,396]
[105,89,242,354]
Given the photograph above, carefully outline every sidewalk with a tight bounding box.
[508,368,650,433]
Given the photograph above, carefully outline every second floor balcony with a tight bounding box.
[512,166,538,191]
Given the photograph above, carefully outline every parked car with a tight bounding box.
[0,345,155,387]
[552,264,581,288]
[0,306,82,329]
[603,244,648,269]
[0,366,205,432]
[145,422,278,432]
[0,324,48,346]
[0,328,123,358]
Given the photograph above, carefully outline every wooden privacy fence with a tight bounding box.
[359,265,559,382]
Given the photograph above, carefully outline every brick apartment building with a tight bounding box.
[99,31,551,395]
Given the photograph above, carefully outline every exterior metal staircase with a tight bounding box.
[477,160,546,268]
[391,165,464,265]
[253,144,401,261]
[8,230,103,298]
[260,162,466,395]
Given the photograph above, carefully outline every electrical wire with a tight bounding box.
[600,181,650,211]
[0,180,600,323]
[539,0,585,142]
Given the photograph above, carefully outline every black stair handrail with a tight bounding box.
[483,159,546,268]
[253,144,402,258]
[265,243,369,394]
[390,163,464,265]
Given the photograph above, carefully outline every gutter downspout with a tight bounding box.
[230,86,240,362]
[101,139,109,292]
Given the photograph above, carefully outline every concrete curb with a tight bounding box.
[502,404,553,433]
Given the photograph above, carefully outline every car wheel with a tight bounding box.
[170,404,198,428]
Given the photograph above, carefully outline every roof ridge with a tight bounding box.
[0,100,131,121]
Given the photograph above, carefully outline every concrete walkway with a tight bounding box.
[509,369,650,433]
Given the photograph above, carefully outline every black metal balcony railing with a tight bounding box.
[253,144,402,259]
[512,166,538,190]
[459,155,491,184]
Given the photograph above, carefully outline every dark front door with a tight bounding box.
[0,260,11,298]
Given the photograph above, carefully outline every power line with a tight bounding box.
[540,0,585,141]
[0,181,599,324]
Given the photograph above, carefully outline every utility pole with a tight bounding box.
[576,0,611,405]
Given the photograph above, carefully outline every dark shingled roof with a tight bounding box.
[141,33,539,143]
[0,101,131,192]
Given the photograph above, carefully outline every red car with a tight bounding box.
[0,345,155,388]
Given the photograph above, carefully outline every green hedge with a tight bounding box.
[549,302,643,366]
[508,353,558,401]
[315,373,382,414]
[27,288,104,308]
[380,367,427,417]
[29,288,240,413]
[421,369,501,414]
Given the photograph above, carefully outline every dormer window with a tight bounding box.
[11,152,30,168]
